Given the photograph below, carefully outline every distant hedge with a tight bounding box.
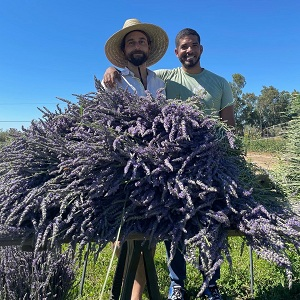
[244,136,286,153]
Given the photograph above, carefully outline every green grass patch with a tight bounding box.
[68,238,300,300]
[243,137,286,153]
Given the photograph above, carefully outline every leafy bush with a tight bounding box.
[0,129,20,149]
[243,136,286,153]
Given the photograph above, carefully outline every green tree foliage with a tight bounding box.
[231,73,246,100]
[229,76,296,136]
[0,130,10,148]
[0,129,20,148]
[240,92,259,127]
[230,74,260,135]
[230,74,246,133]
[256,86,291,133]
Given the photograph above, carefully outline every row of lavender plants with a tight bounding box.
[0,245,75,299]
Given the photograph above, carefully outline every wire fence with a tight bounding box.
[0,101,68,130]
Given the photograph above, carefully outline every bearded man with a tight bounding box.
[102,18,168,300]
[102,18,168,97]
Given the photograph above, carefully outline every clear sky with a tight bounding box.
[1,0,299,131]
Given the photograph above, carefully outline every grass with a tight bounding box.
[68,238,300,300]
[243,136,286,153]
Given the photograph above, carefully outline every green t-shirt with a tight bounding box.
[154,67,234,116]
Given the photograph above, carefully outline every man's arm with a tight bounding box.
[220,105,235,127]
[102,67,121,89]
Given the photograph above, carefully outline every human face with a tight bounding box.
[123,31,150,66]
[175,35,203,70]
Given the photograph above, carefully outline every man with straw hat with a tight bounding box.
[102,18,168,97]
[102,18,169,300]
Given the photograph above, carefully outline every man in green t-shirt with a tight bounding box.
[103,27,235,300]
[157,28,234,300]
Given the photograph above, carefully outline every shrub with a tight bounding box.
[243,136,286,153]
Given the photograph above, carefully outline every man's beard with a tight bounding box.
[179,55,200,69]
[127,51,148,66]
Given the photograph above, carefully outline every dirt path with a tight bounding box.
[246,152,280,171]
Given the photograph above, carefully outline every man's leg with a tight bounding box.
[131,246,156,300]
[165,240,186,299]
[165,240,186,287]
[202,266,223,300]
[130,253,146,300]
[113,241,155,300]
[208,266,220,285]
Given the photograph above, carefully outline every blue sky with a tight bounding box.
[1,0,299,130]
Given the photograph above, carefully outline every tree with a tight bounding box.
[230,73,246,134]
[240,92,259,127]
[230,74,260,134]
[256,86,291,135]
[0,128,20,148]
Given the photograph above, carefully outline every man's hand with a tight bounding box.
[103,67,121,89]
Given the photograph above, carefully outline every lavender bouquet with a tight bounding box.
[0,81,299,295]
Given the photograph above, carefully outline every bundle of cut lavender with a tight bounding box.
[0,83,299,294]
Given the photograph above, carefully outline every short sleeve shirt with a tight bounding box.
[154,67,233,115]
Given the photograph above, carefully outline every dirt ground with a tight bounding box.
[246,152,280,171]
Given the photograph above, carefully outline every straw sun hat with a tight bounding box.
[105,18,169,68]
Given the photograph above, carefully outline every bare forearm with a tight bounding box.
[103,67,121,88]
[220,105,235,127]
